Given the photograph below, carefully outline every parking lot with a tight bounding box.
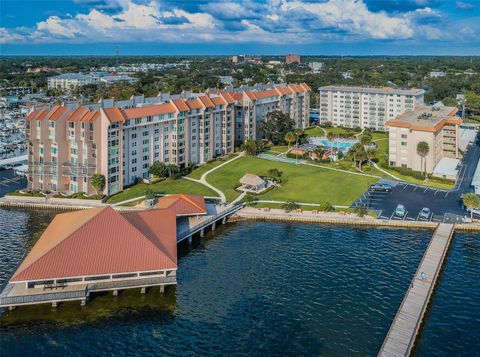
[353,133,480,223]
[353,180,467,223]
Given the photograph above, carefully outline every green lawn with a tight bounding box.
[187,154,237,179]
[206,156,376,205]
[304,126,325,137]
[268,145,289,154]
[107,178,218,204]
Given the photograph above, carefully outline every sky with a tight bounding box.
[1,0,479,56]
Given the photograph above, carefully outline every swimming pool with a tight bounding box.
[308,137,358,152]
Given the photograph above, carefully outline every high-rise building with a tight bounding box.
[318,86,425,131]
[25,83,310,196]
[387,105,461,174]
[286,54,301,65]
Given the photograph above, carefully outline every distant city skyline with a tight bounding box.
[1,0,480,55]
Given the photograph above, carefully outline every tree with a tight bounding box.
[145,188,155,200]
[240,139,258,156]
[149,161,168,178]
[360,134,372,146]
[166,163,180,177]
[90,174,106,195]
[416,141,430,178]
[365,147,377,166]
[243,194,257,206]
[326,131,336,162]
[267,168,282,182]
[282,200,300,212]
[285,131,295,149]
[314,145,325,160]
[260,111,295,144]
[462,193,480,220]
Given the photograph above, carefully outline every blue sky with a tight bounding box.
[1,0,479,55]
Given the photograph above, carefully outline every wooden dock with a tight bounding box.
[378,223,455,357]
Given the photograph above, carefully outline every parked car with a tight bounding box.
[370,183,392,192]
[418,207,431,220]
[394,204,406,218]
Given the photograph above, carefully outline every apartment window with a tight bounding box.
[131,133,137,139]
[143,131,149,137]
[401,134,407,139]
[401,142,407,146]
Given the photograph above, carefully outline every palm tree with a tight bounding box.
[293,128,304,149]
[314,145,325,160]
[416,141,430,178]
[284,131,295,150]
[360,134,372,147]
[462,193,480,220]
[326,131,336,162]
[365,147,377,166]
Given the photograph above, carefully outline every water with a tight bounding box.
[308,137,357,152]
[0,209,477,356]
[0,169,27,197]
[413,232,480,356]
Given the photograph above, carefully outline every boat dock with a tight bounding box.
[378,223,455,357]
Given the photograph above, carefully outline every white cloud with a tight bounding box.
[0,0,477,45]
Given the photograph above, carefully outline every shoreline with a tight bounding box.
[231,207,480,232]
[1,199,479,232]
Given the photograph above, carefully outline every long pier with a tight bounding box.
[378,223,455,357]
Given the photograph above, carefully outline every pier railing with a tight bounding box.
[0,288,87,307]
[87,276,176,292]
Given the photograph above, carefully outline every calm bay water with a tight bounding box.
[0,208,478,356]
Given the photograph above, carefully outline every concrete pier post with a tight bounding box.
[8,306,15,311]
[212,222,216,231]
[159,285,165,293]
[52,301,57,308]
[113,290,118,296]
[222,217,226,224]
[200,228,204,237]
[140,287,146,294]
[188,235,192,244]
[80,299,87,307]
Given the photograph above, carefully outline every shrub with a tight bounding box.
[318,202,335,212]
[353,207,368,217]
[282,200,300,212]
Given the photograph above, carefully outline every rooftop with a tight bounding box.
[319,85,425,96]
[387,105,460,132]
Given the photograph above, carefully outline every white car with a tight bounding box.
[394,204,406,218]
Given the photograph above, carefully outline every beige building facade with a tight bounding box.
[26,83,310,196]
[387,106,461,174]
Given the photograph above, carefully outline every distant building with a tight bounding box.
[47,73,100,91]
[232,56,238,64]
[387,105,461,174]
[308,62,324,73]
[239,173,267,192]
[217,76,234,85]
[429,70,446,78]
[318,85,425,131]
[342,71,353,79]
[99,74,137,85]
[286,54,301,65]
[0,86,33,97]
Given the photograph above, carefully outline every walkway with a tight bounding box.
[184,154,243,204]
[371,161,401,180]
[378,223,455,357]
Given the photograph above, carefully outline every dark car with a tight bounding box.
[370,183,392,192]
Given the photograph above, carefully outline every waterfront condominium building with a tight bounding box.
[25,83,310,196]
[318,86,425,131]
[387,105,461,174]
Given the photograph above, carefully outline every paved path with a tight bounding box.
[302,162,381,179]
[252,199,350,209]
[185,154,244,204]
[371,161,401,180]
[378,223,455,357]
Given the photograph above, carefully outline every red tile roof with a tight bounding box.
[68,107,89,122]
[254,89,279,99]
[156,194,207,216]
[45,105,69,122]
[171,98,189,112]
[198,95,215,108]
[186,98,203,110]
[244,90,257,101]
[122,103,176,119]
[211,96,226,106]
[103,107,126,123]
[11,206,178,282]
[219,91,235,104]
